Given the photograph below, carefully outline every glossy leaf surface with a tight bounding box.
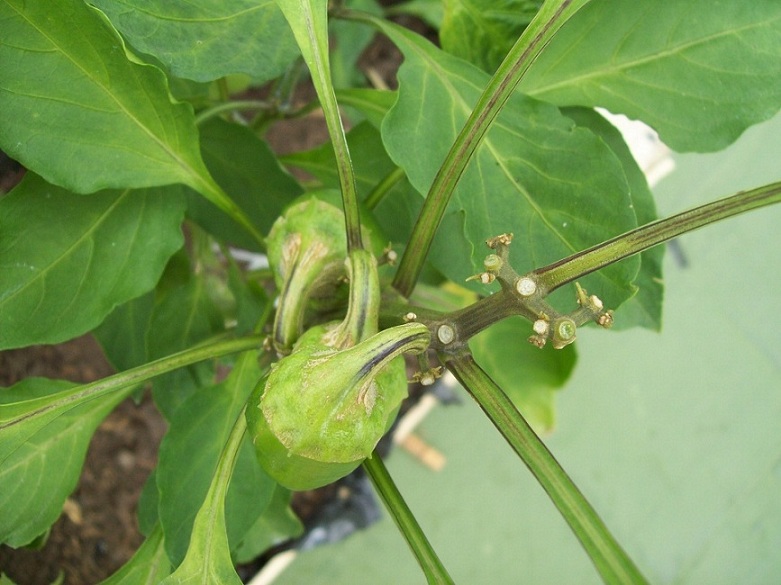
[440,0,543,73]
[157,351,274,565]
[186,118,303,251]
[378,21,640,308]
[90,0,298,82]
[521,0,781,152]
[0,175,185,350]
[0,0,219,194]
[0,379,132,547]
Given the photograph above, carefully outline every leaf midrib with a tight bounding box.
[7,2,200,185]
[392,25,577,251]
[0,190,129,315]
[526,15,780,97]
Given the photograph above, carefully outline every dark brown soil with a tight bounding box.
[0,336,166,585]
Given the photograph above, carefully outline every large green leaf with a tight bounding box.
[377,21,640,308]
[99,523,171,585]
[159,417,247,585]
[520,0,781,152]
[470,317,576,433]
[0,378,132,547]
[440,0,543,73]
[93,292,156,372]
[232,485,303,564]
[0,175,186,350]
[185,117,303,251]
[562,107,664,330]
[146,275,224,420]
[89,0,298,83]
[157,351,274,566]
[0,0,221,197]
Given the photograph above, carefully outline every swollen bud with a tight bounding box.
[266,192,348,353]
[246,321,431,490]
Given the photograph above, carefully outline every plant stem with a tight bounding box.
[1,335,264,429]
[534,181,781,294]
[191,172,266,248]
[444,351,648,585]
[390,0,590,297]
[276,0,364,252]
[364,166,405,210]
[194,100,271,126]
[363,453,455,585]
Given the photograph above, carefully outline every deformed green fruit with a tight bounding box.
[266,191,348,353]
[247,321,431,490]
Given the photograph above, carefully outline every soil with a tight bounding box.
[0,336,165,585]
[0,14,422,585]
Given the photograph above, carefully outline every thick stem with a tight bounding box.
[0,335,264,463]
[329,249,380,348]
[363,453,455,585]
[445,351,648,585]
[276,0,363,252]
[387,0,590,297]
[534,181,781,293]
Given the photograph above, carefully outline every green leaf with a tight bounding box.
[337,88,397,129]
[388,0,445,29]
[0,174,186,350]
[89,0,298,83]
[520,0,781,152]
[99,523,171,585]
[232,485,303,564]
[147,272,225,419]
[157,351,272,566]
[0,0,216,194]
[159,415,247,585]
[331,0,382,88]
[561,107,664,330]
[93,292,156,372]
[282,122,396,199]
[378,21,640,308]
[185,118,303,251]
[226,260,270,337]
[0,378,133,547]
[440,0,543,73]
[470,317,577,433]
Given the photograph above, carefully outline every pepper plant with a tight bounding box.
[1,0,780,583]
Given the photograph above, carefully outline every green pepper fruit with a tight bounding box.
[248,249,430,490]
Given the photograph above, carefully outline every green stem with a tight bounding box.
[364,166,406,210]
[276,0,364,252]
[191,172,266,248]
[444,351,648,585]
[534,181,781,294]
[389,0,590,297]
[363,453,455,585]
[194,100,271,126]
[1,335,264,430]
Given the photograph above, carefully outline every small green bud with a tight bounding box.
[266,192,348,353]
